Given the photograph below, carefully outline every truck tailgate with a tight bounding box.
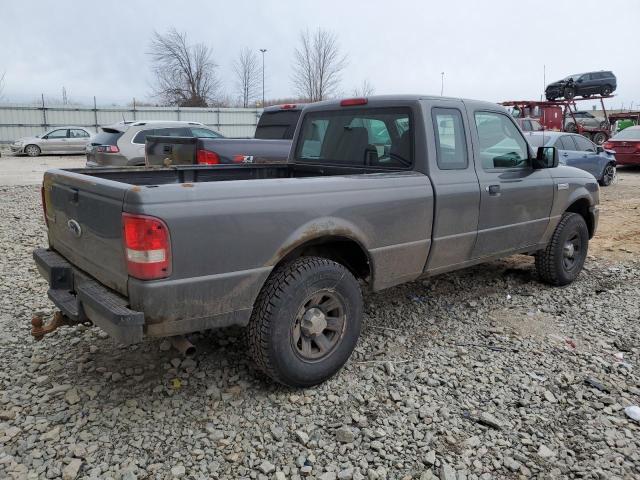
[43,170,129,295]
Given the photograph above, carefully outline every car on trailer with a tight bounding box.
[545,71,617,101]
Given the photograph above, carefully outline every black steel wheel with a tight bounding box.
[247,256,362,387]
[536,212,589,286]
[599,163,616,186]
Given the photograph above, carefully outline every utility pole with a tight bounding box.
[259,48,267,107]
[440,72,445,96]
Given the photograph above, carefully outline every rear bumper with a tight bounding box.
[33,248,144,345]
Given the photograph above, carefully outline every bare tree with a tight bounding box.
[352,79,375,97]
[148,29,221,107]
[292,29,347,102]
[233,48,261,108]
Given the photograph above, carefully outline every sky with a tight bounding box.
[2,0,640,109]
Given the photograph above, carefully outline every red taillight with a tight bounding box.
[97,145,120,153]
[232,155,246,163]
[41,184,48,227]
[196,149,220,164]
[122,213,171,280]
[603,141,614,150]
[280,104,297,109]
[340,98,368,107]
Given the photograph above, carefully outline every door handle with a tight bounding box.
[562,152,569,157]
[486,184,501,195]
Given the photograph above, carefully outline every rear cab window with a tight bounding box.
[294,107,413,169]
[255,110,302,140]
[432,108,468,170]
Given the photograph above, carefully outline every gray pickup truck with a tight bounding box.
[34,95,599,387]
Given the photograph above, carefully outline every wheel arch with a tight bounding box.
[565,197,595,238]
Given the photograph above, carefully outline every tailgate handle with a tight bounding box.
[163,145,173,153]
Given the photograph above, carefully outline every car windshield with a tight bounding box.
[563,74,581,81]
[612,128,640,140]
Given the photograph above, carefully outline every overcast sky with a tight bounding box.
[3,0,640,109]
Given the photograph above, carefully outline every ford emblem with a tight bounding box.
[67,219,82,238]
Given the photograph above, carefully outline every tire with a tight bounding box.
[546,95,556,101]
[535,212,589,286]
[565,122,577,133]
[24,144,41,157]
[599,163,616,186]
[593,132,608,145]
[600,85,612,96]
[582,94,591,99]
[246,256,363,387]
[564,87,575,100]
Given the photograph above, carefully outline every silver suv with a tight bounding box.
[86,121,223,167]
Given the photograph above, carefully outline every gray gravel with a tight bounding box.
[0,185,639,480]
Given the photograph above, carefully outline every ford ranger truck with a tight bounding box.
[34,95,599,388]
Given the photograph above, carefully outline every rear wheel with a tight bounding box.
[246,256,363,387]
[564,87,575,100]
[593,132,608,145]
[536,212,589,286]
[24,144,41,157]
[565,122,577,133]
[582,93,591,99]
[599,163,616,186]
[600,85,612,96]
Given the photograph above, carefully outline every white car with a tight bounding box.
[11,127,94,156]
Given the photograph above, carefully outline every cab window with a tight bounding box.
[46,129,68,139]
[295,107,412,169]
[572,135,595,152]
[474,112,529,169]
[432,108,468,170]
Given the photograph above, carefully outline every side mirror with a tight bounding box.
[534,146,559,169]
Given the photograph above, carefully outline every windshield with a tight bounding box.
[563,74,581,81]
[612,128,640,140]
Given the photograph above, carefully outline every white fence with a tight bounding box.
[0,103,263,142]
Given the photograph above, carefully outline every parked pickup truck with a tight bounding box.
[144,104,304,166]
[34,95,599,388]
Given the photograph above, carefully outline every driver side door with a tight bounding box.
[470,111,554,258]
[41,129,69,152]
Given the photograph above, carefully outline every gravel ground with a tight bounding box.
[0,172,639,479]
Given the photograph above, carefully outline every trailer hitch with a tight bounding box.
[31,312,77,341]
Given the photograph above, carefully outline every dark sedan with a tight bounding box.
[526,132,616,186]
[603,126,640,166]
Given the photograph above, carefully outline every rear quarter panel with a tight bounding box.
[124,172,434,327]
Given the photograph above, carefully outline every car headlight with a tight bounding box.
[13,141,23,146]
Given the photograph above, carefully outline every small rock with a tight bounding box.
[424,450,436,465]
[159,340,171,351]
[477,412,503,430]
[543,390,556,403]
[65,388,80,405]
[336,426,355,443]
[259,461,275,474]
[62,458,82,480]
[338,467,354,480]
[319,473,337,480]
[275,472,286,480]
[538,444,555,458]
[624,405,640,422]
[296,430,309,445]
[439,463,456,480]
[171,465,186,478]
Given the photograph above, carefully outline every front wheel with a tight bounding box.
[600,85,612,96]
[246,256,363,387]
[24,144,41,157]
[599,163,616,186]
[536,212,589,286]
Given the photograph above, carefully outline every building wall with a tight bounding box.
[0,104,263,142]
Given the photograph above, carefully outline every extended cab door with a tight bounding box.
[423,102,480,273]
[469,110,554,257]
